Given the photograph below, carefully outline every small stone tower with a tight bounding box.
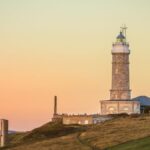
[110,28,131,100]
[0,119,8,147]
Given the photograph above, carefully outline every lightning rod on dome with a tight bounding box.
[120,24,128,40]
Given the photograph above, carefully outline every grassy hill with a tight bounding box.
[3,115,150,150]
[108,136,150,150]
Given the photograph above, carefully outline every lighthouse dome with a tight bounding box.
[116,32,125,39]
[112,31,129,53]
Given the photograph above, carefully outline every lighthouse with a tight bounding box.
[110,27,131,100]
[100,26,140,115]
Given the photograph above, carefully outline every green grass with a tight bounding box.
[108,136,150,150]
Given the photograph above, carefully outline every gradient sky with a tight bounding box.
[0,0,150,131]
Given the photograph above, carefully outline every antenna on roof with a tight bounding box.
[120,24,128,39]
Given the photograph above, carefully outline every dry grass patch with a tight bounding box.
[79,115,150,149]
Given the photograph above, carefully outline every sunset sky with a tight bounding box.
[0,0,150,131]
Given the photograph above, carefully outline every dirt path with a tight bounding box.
[76,132,100,150]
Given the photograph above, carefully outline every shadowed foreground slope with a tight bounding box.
[3,115,150,150]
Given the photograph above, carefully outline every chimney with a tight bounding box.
[54,96,57,115]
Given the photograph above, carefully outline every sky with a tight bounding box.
[0,0,150,131]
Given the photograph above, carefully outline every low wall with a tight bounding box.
[63,115,93,125]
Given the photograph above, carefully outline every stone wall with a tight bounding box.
[100,100,140,115]
[63,115,93,125]
[62,115,112,125]
[52,114,63,122]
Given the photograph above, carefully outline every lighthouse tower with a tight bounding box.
[110,27,131,100]
[100,26,140,115]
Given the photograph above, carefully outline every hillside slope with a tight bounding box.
[108,136,150,150]
[3,115,150,150]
